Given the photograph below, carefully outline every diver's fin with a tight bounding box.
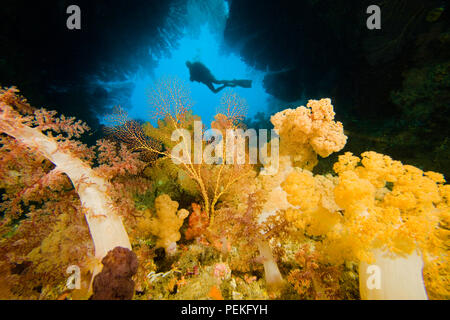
[229,79,252,88]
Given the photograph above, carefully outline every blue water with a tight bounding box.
[99,9,271,127]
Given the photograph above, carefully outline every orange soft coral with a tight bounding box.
[271,98,347,170]
[147,194,189,255]
[287,244,343,300]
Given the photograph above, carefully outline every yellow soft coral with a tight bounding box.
[330,152,446,258]
[281,169,341,237]
[258,156,295,223]
[280,150,448,298]
[334,170,376,217]
[332,151,360,174]
[271,98,347,170]
[330,152,448,298]
[147,194,189,255]
[282,170,320,209]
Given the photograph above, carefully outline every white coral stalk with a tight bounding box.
[359,249,428,300]
[257,241,284,290]
[0,111,131,261]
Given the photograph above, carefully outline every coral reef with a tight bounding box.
[0,87,132,264]
[91,247,138,300]
[0,84,448,300]
[0,87,149,299]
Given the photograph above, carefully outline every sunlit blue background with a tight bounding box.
[98,0,271,127]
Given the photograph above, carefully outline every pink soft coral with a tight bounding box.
[0,87,131,264]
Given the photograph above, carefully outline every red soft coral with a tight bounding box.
[185,203,209,241]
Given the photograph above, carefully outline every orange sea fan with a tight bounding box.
[147,76,193,123]
[103,106,162,159]
[216,89,248,128]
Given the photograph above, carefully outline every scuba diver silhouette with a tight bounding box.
[185,61,252,93]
